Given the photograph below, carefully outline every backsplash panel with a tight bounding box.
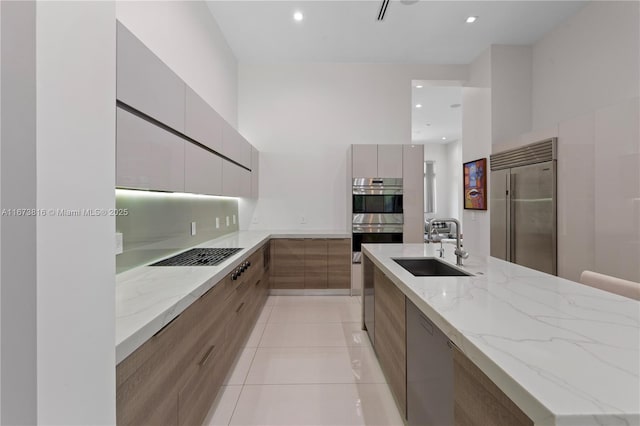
[116,190,239,273]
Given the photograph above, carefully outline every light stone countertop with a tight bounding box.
[115,230,348,363]
[362,243,640,426]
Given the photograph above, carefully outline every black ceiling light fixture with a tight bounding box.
[377,0,390,21]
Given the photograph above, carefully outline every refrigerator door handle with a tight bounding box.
[509,174,516,263]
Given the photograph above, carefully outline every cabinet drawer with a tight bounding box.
[116,299,202,425]
[177,327,225,426]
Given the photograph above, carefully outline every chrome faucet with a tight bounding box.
[427,218,469,266]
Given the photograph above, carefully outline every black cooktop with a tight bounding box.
[150,248,243,266]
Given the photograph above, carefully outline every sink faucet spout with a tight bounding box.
[427,218,468,266]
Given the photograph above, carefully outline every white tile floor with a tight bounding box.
[203,295,404,426]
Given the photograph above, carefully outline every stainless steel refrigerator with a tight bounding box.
[490,138,557,275]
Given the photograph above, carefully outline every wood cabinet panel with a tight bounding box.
[271,239,305,289]
[116,280,212,426]
[377,145,403,178]
[304,239,328,289]
[453,347,533,426]
[185,86,223,153]
[116,242,271,426]
[184,143,223,196]
[116,22,185,131]
[327,239,351,289]
[374,266,407,419]
[116,107,185,192]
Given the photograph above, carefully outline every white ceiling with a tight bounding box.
[206,0,587,64]
[411,83,462,144]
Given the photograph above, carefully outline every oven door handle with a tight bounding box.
[353,225,404,233]
[352,188,403,195]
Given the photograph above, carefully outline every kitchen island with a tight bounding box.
[362,243,639,426]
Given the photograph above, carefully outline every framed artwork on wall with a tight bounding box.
[463,158,487,210]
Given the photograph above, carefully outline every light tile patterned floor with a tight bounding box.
[203,295,404,426]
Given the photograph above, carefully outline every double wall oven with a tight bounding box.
[352,178,403,263]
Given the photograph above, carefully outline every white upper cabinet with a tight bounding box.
[116,108,185,192]
[251,146,259,199]
[116,22,185,131]
[222,160,251,198]
[184,87,223,153]
[222,122,252,169]
[377,145,403,178]
[352,144,403,178]
[184,143,223,196]
[352,145,378,177]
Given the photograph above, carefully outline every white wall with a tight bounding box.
[36,2,116,423]
[1,2,116,424]
[491,45,532,146]
[1,2,37,423]
[446,139,463,221]
[116,0,239,126]
[531,1,639,130]
[461,48,492,256]
[238,63,468,230]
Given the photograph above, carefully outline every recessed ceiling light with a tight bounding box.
[415,104,422,108]
[450,103,461,108]
[293,11,304,21]
[465,16,478,24]
[416,85,423,89]
[442,137,447,140]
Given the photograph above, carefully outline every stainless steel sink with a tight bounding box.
[393,258,473,277]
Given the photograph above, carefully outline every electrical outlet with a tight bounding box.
[226,216,230,226]
[215,217,220,229]
[115,232,123,255]
[233,214,237,225]
[191,222,196,236]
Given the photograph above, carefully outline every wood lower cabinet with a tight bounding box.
[272,238,350,290]
[328,239,351,289]
[305,239,328,289]
[453,347,533,426]
[116,244,269,426]
[373,266,407,419]
[271,239,305,289]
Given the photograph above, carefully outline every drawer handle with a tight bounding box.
[199,345,216,367]
[419,316,434,335]
[236,302,245,313]
[153,314,180,338]
[255,279,261,287]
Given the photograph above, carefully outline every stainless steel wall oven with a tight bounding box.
[352,178,403,263]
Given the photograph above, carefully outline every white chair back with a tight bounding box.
[579,271,640,301]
